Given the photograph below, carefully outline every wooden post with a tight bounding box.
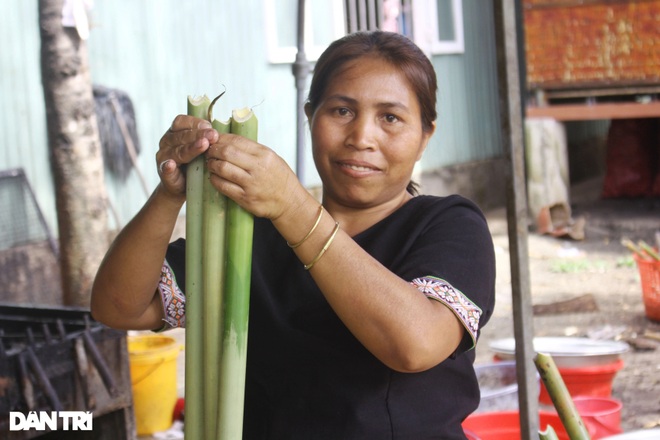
[493,1,539,439]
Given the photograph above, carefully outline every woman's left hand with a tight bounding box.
[206,134,306,220]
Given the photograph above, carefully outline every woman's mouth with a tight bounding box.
[338,161,379,174]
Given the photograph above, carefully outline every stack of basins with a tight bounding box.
[463,337,629,440]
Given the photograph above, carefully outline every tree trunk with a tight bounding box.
[39,0,109,307]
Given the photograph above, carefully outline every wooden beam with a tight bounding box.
[544,85,660,100]
[527,101,660,120]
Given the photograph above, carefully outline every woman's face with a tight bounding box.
[307,56,434,212]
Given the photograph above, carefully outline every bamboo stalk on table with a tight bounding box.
[215,107,257,439]
[534,353,591,440]
[184,95,211,440]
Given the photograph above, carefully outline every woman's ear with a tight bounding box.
[304,102,314,122]
[417,121,436,161]
[426,121,437,140]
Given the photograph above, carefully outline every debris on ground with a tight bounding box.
[533,294,599,315]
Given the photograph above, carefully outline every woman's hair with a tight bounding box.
[306,31,437,195]
[307,31,437,134]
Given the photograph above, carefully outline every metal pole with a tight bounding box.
[346,0,358,32]
[293,0,311,183]
[493,1,539,439]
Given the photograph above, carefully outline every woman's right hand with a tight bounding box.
[156,115,219,199]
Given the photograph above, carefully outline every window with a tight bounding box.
[264,0,346,63]
[381,0,414,36]
[264,0,463,62]
[412,0,464,55]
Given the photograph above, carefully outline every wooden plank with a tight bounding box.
[527,102,660,120]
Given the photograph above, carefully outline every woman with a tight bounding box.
[91,31,495,439]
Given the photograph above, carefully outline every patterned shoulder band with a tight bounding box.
[157,260,186,330]
[410,276,482,347]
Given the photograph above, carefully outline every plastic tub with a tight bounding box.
[462,410,594,440]
[538,358,624,405]
[490,337,629,368]
[634,254,660,322]
[474,361,539,412]
[601,428,660,439]
[463,428,481,440]
[573,396,623,439]
[128,334,181,435]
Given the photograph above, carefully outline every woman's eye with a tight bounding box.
[336,107,351,116]
[384,114,399,123]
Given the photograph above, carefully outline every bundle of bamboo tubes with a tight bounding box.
[185,94,256,439]
[621,238,660,262]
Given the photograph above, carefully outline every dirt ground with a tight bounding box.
[475,176,660,433]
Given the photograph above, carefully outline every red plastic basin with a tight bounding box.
[538,358,624,405]
[573,396,623,439]
[462,410,595,440]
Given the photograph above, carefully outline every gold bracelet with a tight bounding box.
[287,205,324,248]
[304,222,340,270]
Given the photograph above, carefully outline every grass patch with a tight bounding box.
[616,255,636,268]
[550,259,608,273]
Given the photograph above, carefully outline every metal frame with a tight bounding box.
[0,168,59,258]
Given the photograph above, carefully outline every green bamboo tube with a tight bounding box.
[534,353,591,440]
[215,107,257,439]
[621,238,650,260]
[202,117,230,438]
[184,95,211,440]
[638,240,660,261]
[538,424,560,440]
[539,425,559,440]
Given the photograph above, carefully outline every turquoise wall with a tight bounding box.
[0,0,505,233]
[426,0,502,169]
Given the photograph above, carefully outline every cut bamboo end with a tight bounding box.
[231,107,254,122]
[187,95,212,119]
[230,108,258,141]
[212,118,231,131]
[538,425,560,440]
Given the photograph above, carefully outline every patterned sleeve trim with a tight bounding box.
[410,276,482,348]
[157,259,186,330]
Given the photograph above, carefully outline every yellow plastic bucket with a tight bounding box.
[128,334,180,435]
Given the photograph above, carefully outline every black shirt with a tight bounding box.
[165,194,496,439]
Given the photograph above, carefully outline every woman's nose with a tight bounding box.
[345,115,378,151]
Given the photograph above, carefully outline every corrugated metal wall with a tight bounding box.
[424,0,503,169]
[89,0,302,227]
[1,0,506,234]
[1,0,302,232]
[0,1,56,232]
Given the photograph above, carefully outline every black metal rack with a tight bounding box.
[0,304,134,439]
